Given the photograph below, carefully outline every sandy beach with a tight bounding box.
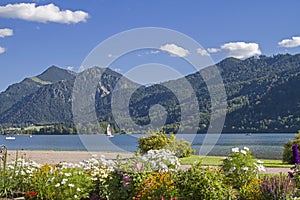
[6,150,134,164]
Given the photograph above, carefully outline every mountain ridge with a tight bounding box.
[1,54,300,133]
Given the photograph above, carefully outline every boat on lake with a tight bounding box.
[5,136,16,140]
[107,124,114,138]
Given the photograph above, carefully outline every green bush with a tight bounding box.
[283,133,300,163]
[176,162,235,200]
[138,131,171,154]
[221,147,265,190]
[137,131,195,158]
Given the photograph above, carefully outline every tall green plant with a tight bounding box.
[176,162,235,199]
[137,131,195,158]
[283,132,300,163]
[221,147,265,190]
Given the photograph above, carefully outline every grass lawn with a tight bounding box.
[24,125,52,131]
[179,155,294,168]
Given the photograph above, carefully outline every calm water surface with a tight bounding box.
[0,133,296,159]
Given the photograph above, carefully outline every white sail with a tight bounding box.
[107,124,113,137]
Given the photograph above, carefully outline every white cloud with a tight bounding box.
[278,36,300,48]
[114,68,122,73]
[0,46,5,54]
[197,48,209,56]
[160,43,189,57]
[67,66,74,71]
[208,42,261,59]
[149,50,160,54]
[207,48,221,53]
[0,28,13,38]
[0,3,89,24]
[144,50,160,56]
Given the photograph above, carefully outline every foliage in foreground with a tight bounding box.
[221,147,265,189]
[176,163,235,199]
[283,132,300,164]
[1,146,300,200]
[137,131,195,158]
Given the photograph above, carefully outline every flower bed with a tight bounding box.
[0,147,299,200]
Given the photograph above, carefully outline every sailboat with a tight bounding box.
[5,136,16,140]
[107,124,114,138]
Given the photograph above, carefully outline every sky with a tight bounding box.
[0,0,300,91]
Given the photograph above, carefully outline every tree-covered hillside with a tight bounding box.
[1,54,300,133]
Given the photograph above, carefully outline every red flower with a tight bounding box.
[25,191,37,199]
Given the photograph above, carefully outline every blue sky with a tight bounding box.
[0,0,300,91]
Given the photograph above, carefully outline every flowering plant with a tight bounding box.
[221,147,265,189]
[261,173,296,200]
[104,149,180,200]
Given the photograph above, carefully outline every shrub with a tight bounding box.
[105,149,180,200]
[260,174,296,200]
[240,178,262,200]
[137,131,195,158]
[283,133,300,163]
[30,165,93,200]
[175,162,235,200]
[0,149,37,198]
[165,137,196,158]
[134,171,178,200]
[221,147,265,190]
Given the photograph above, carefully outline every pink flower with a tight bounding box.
[134,163,142,170]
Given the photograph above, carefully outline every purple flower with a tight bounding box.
[292,144,300,164]
[122,174,132,182]
[134,163,142,170]
[288,171,294,178]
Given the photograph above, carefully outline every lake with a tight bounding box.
[0,133,296,159]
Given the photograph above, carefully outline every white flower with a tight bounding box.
[242,167,249,171]
[229,167,236,173]
[68,183,75,187]
[77,188,81,192]
[255,164,266,172]
[65,173,71,177]
[55,183,60,187]
[61,178,68,184]
[232,147,239,153]
[243,147,250,151]
[240,150,247,155]
[257,160,263,164]
[74,195,78,198]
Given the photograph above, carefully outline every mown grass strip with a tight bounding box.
[179,155,294,168]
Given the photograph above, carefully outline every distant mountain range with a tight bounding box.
[1,54,300,133]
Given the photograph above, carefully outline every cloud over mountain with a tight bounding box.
[278,36,300,48]
[0,28,13,38]
[160,43,189,57]
[197,48,209,56]
[0,46,5,54]
[208,42,261,59]
[0,3,89,24]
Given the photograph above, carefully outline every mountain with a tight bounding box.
[0,66,76,115]
[1,54,300,133]
[0,67,124,126]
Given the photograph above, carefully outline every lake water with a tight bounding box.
[0,133,296,159]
